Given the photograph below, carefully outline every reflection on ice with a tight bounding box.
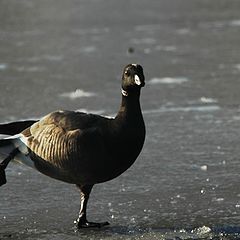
[149,77,189,85]
[230,20,240,26]
[143,105,220,115]
[71,27,109,35]
[16,66,46,72]
[26,55,64,62]
[199,19,240,29]
[200,97,218,103]
[0,64,8,70]
[177,28,191,35]
[131,38,156,45]
[155,45,177,52]
[234,64,240,71]
[78,46,96,54]
[135,24,162,32]
[59,89,96,100]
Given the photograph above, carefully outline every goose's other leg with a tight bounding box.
[0,148,19,186]
[75,184,109,228]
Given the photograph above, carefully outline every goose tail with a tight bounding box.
[0,120,37,136]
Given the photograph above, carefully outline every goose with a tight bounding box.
[0,64,146,228]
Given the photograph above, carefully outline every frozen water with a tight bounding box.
[230,20,240,26]
[200,97,218,103]
[0,0,240,239]
[0,64,8,70]
[149,77,189,85]
[59,89,96,100]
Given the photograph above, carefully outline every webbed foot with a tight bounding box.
[75,184,109,229]
[75,219,110,229]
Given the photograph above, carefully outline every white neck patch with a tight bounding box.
[134,74,141,85]
[121,88,128,97]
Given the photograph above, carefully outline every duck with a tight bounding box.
[0,64,146,228]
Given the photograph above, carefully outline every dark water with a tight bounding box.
[0,0,240,239]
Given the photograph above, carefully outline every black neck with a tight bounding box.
[116,89,142,121]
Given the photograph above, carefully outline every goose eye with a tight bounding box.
[124,70,130,76]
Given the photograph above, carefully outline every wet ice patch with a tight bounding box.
[72,27,109,35]
[230,20,240,26]
[234,64,240,70]
[0,64,8,70]
[143,105,220,115]
[232,116,240,121]
[59,89,96,100]
[16,66,45,72]
[135,24,162,32]
[149,77,189,85]
[155,45,177,52]
[202,19,240,29]
[200,97,218,103]
[131,38,156,45]
[143,48,151,54]
[78,46,96,54]
[26,55,63,63]
[177,28,191,35]
[43,55,63,61]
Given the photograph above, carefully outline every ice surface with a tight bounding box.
[149,77,189,85]
[59,89,96,100]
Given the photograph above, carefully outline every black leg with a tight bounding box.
[74,184,109,229]
[0,148,19,186]
[0,163,7,186]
